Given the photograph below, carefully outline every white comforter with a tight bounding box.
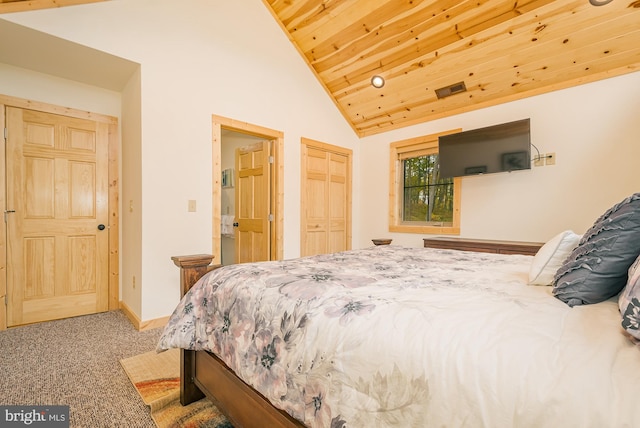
[157,245,640,427]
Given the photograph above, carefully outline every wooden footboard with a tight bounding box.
[172,255,304,428]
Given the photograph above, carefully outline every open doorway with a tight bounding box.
[212,115,283,265]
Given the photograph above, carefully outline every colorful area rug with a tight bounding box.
[120,348,232,428]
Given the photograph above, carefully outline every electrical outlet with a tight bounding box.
[546,153,556,166]
[132,276,136,289]
[533,155,544,167]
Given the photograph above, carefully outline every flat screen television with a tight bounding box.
[438,118,531,179]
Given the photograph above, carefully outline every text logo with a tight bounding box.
[0,406,69,427]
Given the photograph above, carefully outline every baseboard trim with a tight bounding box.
[119,301,169,331]
[140,315,170,331]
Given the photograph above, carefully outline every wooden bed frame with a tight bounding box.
[172,254,304,428]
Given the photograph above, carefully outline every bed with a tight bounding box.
[158,192,640,428]
[158,227,640,427]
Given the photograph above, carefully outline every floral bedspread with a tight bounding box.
[157,245,640,428]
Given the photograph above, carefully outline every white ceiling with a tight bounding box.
[0,18,138,91]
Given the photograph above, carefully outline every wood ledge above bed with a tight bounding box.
[423,237,543,256]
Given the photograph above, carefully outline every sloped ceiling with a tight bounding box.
[0,0,136,91]
[263,0,640,136]
[0,18,138,91]
[2,0,639,136]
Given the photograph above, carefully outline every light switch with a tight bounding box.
[188,200,197,212]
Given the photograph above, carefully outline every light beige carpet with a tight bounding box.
[121,348,232,428]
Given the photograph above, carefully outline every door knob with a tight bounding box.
[98,224,106,230]
[233,222,239,227]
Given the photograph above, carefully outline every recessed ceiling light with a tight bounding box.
[371,75,385,88]
[589,0,613,5]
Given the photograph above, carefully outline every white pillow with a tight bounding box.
[619,254,640,342]
[529,230,581,286]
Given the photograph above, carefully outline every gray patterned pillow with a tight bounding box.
[619,255,640,342]
[553,193,640,307]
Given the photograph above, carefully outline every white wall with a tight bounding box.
[3,0,361,321]
[0,62,121,116]
[358,71,640,248]
[121,67,143,315]
[4,1,639,322]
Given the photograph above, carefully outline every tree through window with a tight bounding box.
[389,131,461,235]
[402,154,454,224]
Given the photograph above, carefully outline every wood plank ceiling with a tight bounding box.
[2,0,639,137]
[263,0,640,136]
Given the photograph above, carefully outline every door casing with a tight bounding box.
[212,115,283,263]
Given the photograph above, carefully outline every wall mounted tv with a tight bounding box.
[438,118,531,179]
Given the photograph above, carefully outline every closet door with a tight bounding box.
[300,138,352,257]
[5,107,109,326]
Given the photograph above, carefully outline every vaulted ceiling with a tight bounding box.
[3,0,640,137]
[263,0,640,136]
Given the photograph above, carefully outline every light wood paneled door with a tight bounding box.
[301,138,352,257]
[235,141,270,263]
[5,107,109,326]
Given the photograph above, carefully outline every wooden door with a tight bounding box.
[301,139,352,257]
[5,107,109,326]
[235,141,270,263]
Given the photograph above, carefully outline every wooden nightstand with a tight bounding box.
[372,239,392,246]
[423,237,543,256]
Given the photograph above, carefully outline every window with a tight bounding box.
[403,155,454,223]
[389,131,461,235]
